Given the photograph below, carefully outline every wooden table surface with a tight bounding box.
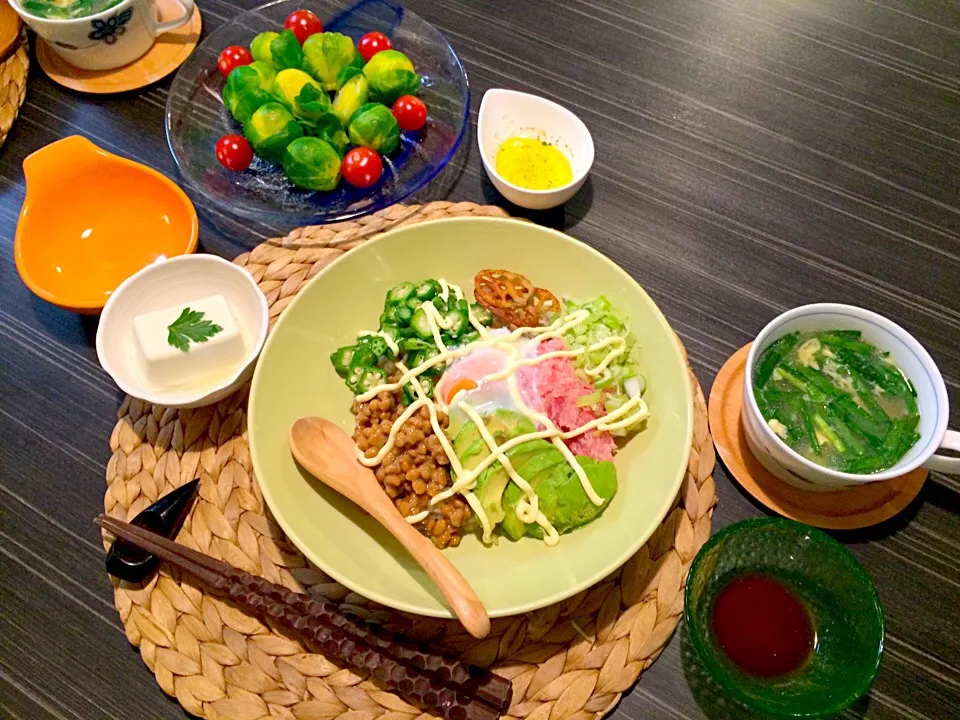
[1,0,958,718]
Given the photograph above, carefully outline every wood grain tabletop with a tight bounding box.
[1,1,957,718]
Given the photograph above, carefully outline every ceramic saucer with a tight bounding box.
[36,0,201,94]
[708,343,927,530]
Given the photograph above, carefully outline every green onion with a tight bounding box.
[803,398,822,456]
[773,366,811,395]
[812,414,845,453]
[576,391,602,407]
[753,332,800,389]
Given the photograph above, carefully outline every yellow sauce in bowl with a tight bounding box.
[495,136,573,190]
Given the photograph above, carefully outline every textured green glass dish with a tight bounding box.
[248,217,693,618]
[684,518,884,718]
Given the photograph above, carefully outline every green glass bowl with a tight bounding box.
[684,518,884,718]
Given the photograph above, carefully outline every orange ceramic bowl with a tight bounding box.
[14,136,199,314]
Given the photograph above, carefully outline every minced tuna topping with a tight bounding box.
[518,338,616,462]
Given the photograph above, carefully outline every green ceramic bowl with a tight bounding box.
[248,217,693,618]
[684,518,884,718]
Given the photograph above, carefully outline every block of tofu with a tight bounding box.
[133,295,246,390]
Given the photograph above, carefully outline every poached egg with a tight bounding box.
[435,331,541,421]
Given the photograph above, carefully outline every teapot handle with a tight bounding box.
[152,0,194,36]
[923,430,960,475]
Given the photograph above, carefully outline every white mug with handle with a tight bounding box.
[12,0,195,71]
[742,303,960,491]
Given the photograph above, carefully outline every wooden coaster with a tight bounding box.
[36,0,201,94]
[709,343,926,530]
[102,201,716,720]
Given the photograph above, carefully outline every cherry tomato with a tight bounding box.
[392,95,427,131]
[284,9,323,44]
[341,147,383,188]
[216,134,254,171]
[217,45,253,76]
[357,31,392,62]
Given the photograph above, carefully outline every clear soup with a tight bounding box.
[752,329,920,474]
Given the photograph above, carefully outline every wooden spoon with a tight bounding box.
[290,416,491,639]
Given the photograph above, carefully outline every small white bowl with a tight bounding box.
[478,88,594,210]
[96,254,268,409]
[743,303,960,491]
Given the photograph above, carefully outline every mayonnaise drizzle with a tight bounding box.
[459,402,560,546]
[354,309,589,403]
[353,281,650,545]
[483,336,627,382]
[582,337,626,377]
[421,300,452,353]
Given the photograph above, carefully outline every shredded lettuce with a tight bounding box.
[562,296,646,434]
[576,390,602,407]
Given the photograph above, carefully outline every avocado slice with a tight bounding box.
[474,439,557,525]
[501,457,618,540]
[453,410,539,474]
[453,422,481,457]
[528,458,618,538]
[497,446,568,540]
[486,409,537,439]
[500,483,527,541]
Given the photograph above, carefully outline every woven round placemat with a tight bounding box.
[0,28,28,148]
[103,201,716,720]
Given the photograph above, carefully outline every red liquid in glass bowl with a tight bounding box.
[711,574,816,678]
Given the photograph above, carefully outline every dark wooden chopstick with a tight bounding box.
[96,514,511,719]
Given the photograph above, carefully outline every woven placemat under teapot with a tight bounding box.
[103,201,717,720]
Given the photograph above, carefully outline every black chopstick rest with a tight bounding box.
[105,479,200,583]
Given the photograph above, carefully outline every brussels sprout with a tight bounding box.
[244,102,304,164]
[336,64,363,90]
[332,73,369,128]
[248,60,277,89]
[347,103,400,154]
[293,84,333,123]
[271,69,321,111]
[222,66,272,123]
[282,137,342,191]
[270,29,304,71]
[362,49,420,105]
[311,113,349,157]
[302,32,364,92]
[250,31,279,65]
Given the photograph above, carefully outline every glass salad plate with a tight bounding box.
[165,0,469,226]
[248,217,694,618]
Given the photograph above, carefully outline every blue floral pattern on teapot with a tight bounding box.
[89,7,133,45]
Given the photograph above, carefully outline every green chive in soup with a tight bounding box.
[752,330,920,474]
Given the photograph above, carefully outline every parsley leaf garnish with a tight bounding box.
[167,307,223,353]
